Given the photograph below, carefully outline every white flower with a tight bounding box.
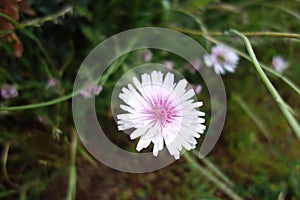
[272,56,288,73]
[204,45,239,75]
[117,71,206,159]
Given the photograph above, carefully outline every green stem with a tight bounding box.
[170,27,300,39]
[1,142,18,187]
[259,64,300,96]
[193,151,235,187]
[22,6,73,28]
[184,153,243,200]
[230,30,300,140]
[66,129,78,200]
[98,36,138,86]
[78,146,97,167]
[0,91,78,111]
[171,9,211,48]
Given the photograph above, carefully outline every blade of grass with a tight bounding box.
[98,35,139,86]
[230,30,300,140]
[1,142,18,187]
[184,153,243,200]
[171,9,211,48]
[233,94,271,141]
[192,151,235,188]
[261,3,300,21]
[78,146,97,167]
[66,129,78,200]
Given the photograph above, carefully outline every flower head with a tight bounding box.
[204,45,239,75]
[1,84,18,99]
[164,61,174,69]
[47,77,59,88]
[141,49,152,62]
[193,84,203,94]
[80,83,102,98]
[272,56,288,73]
[188,58,202,74]
[37,116,48,125]
[117,71,206,159]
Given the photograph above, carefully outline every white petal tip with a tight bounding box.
[153,151,158,157]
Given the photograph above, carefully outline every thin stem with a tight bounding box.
[184,153,243,200]
[22,6,73,28]
[78,146,97,167]
[171,9,211,48]
[171,27,300,39]
[230,30,300,140]
[0,91,78,111]
[66,129,78,200]
[1,142,18,187]
[193,151,235,187]
[233,94,271,140]
[98,36,138,86]
[0,6,73,33]
[259,65,300,96]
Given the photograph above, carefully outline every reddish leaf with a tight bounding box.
[11,32,23,57]
[0,0,34,57]
[19,1,35,16]
[0,0,19,21]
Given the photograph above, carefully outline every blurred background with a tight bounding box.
[0,0,300,199]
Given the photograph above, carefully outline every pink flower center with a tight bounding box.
[147,99,178,127]
[154,105,167,121]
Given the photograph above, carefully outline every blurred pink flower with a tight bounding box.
[47,77,59,88]
[37,116,48,125]
[117,71,206,159]
[204,45,239,75]
[80,83,103,98]
[1,84,18,99]
[189,58,202,74]
[141,49,152,62]
[193,84,202,94]
[164,61,174,69]
[272,56,288,73]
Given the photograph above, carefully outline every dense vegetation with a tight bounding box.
[0,0,299,199]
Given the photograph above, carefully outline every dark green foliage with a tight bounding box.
[0,0,299,199]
